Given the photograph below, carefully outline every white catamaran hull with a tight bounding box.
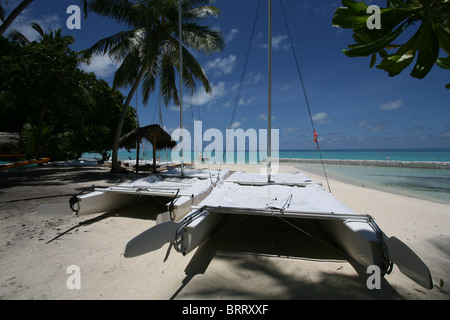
[124,172,432,289]
[38,168,230,222]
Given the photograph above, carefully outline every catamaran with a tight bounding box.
[37,167,230,221]
[123,0,433,290]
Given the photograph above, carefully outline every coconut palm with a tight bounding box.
[82,0,224,172]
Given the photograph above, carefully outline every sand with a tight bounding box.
[0,162,449,300]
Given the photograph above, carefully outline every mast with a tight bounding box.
[179,0,185,175]
[267,0,272,183]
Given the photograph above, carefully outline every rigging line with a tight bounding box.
[189,88,214,184]
[208,214,250,242]
[159,85,163,128]
[135,88,140,127]
[274,215,355,263]
[151,91,159,124]
[279,0,332,193]
[188,94,195,123]
[218,0,262,173]
[228,0,262,131]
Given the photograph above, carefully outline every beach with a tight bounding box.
[0,162,449,300]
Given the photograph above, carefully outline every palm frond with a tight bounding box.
[181,45,211,93]
[113,47,143,88]
[142,60,159,104]
[182,23,224,54]
[0,4,5,22]
[80,29,140,61]
[160,52,179,106]
[88,0,141,28]
[185,5,221,20]
[7,29,30,46]
[31,22,44,37]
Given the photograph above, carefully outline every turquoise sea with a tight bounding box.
[108,148,450,163]
[84,148,450,204]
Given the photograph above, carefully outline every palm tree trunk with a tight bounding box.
[35,104,46,158]
[0,0,34,36]
[110,68,146,173]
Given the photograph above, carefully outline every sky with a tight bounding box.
[2,0,450,151]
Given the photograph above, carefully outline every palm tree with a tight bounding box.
[82,0,224,172]
[5,22,78,157]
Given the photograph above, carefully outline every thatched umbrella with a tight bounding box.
[119,124,176,172]
[0,132,21,154]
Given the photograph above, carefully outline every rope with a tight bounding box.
[218,0,262,173]
[274,215,353,261]
[228,0,262,133]
[279,0,332,193]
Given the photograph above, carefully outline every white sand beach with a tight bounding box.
[0,163,448,300]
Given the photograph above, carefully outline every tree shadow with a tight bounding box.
[170,215,401,300]
[44,196,169,244]
[0,166,144,190]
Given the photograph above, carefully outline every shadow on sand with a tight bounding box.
[44,197,169,244]
[169,215,401,300]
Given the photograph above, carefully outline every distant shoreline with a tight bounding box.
[278,158,450,169]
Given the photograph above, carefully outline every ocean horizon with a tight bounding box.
[101,147,450,164]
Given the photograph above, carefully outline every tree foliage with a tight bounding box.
[82,0,225,172]
[333,0,450,88]
[0,28,136,160]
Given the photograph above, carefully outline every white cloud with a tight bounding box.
[357,119,390,132]
[195,81,227,106]
[283,127,300,133]
[8,12,61,42]
[379,99,403,111]
[245,71,264,85]
[230,121,242,129]
[2,1,22,10]
[312,112,330,124]
[261,34,290,51]
[204,54,237,77]
[226,28,239,42]
[257,113,277,121]
[80,55,118,79]
[272,34,290,50]
[169,82,228,111]
[238,96,256,106]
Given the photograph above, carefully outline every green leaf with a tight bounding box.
[376,30,419,76]
[432,23,450,56]
[332,0,368,29]
[410,19,440,79]
[387,0,408,8]
[344,21,408,57]
[370,53,377,68]
[436,56,450,69]
[0,4,5,22]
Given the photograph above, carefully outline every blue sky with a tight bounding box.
[3,0,450,150]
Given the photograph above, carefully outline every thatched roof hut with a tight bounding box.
[119,124,177,172]
[0,132,20,154]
